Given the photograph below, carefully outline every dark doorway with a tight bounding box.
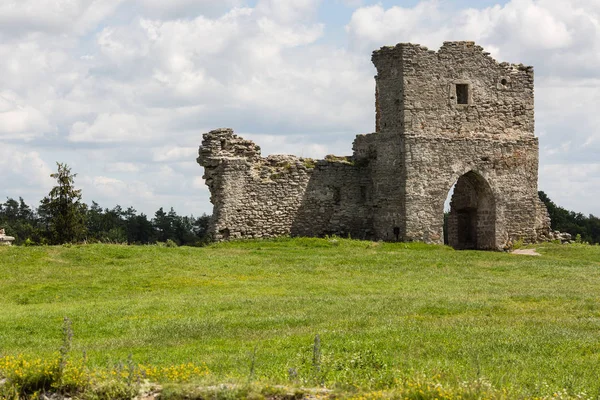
[456,207,477,249]
[445,171,496,250]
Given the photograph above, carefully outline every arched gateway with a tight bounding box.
[446,172,496,250]
[198,42,551,248]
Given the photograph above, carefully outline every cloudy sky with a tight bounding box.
[0,0,598,217]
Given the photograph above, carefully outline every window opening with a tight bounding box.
[456,84,469,105]
[333,187,341,205]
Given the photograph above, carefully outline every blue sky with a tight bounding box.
[0,0,598,218]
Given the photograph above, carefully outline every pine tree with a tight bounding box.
[39,163,87,244]
[153,207,170,242]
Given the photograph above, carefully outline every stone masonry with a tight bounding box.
[198,41,551,249]
[0,229,15,246]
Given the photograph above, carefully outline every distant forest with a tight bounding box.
[538,191,600,245]
[0,196,211,246]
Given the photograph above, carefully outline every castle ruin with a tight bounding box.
[198,41,551,250]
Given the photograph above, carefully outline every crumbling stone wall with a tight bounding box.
[373,42,534,139]
[198,129,373,240]
[198,41,550,249]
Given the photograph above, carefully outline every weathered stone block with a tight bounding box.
[0,229,15,246]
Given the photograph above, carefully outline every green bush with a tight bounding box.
[511,238,524,249]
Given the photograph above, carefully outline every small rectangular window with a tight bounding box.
[456,84,469,104]
[333,187,341,205]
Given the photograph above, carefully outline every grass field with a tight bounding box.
[1,238,600,398]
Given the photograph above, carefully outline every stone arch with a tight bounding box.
[445,171,497,250]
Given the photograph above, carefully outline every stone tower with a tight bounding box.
[198,41,550,249]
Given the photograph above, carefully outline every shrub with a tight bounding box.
[512,238,524,250]
[302,158,316,169]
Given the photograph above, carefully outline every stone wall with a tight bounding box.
[373,42,535,138]
[370,41,541,248]
[0,229,15,246]
[353,132,407,241]
[399,135,540,247]
[198,41,550,249]
[198,129,373,240]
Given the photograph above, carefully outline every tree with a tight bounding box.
[193,213,211,244]
[153,207,171,242]
[86,201,104,242]
[539,191,600,244]
[0,197,42,244]
[1,198,19,223]
[39,163,87,244]
[132,213,154,244]
[18,197,34,221]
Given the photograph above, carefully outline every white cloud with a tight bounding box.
[0,0,123,36]
[536,78,600,164]
[346,2,445,50]
[339,0,364,7]
[86,4,368,137]
[0,92,52,139]
[460,0,573,50]
[346,0,600,75]
[242,133,345,159]
[0,144,54,202]
[83,175,153,205]
[69,113,150,143]
[106,162,141,173]
[132,0,244,19]
[192,176,207,190]
[540,163,600,216]
[152,146,197,162]
[255,0,322,23]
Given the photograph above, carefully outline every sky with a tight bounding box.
[0,0,599,218]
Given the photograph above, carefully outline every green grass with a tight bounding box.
[1,238,600,398]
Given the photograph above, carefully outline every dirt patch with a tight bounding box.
[511,248,541,256]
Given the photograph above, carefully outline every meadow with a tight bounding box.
[1,238,599,399]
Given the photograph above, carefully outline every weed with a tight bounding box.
[312,334,321,374]
[324,155,353,165]
[248,346,257,383]
[511,238,524,249]
[165,239,178,248]
[58,317,73,384]
[302,158,316,169]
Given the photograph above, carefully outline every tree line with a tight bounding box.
[538,191,600,244]
[1,163,211,246]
